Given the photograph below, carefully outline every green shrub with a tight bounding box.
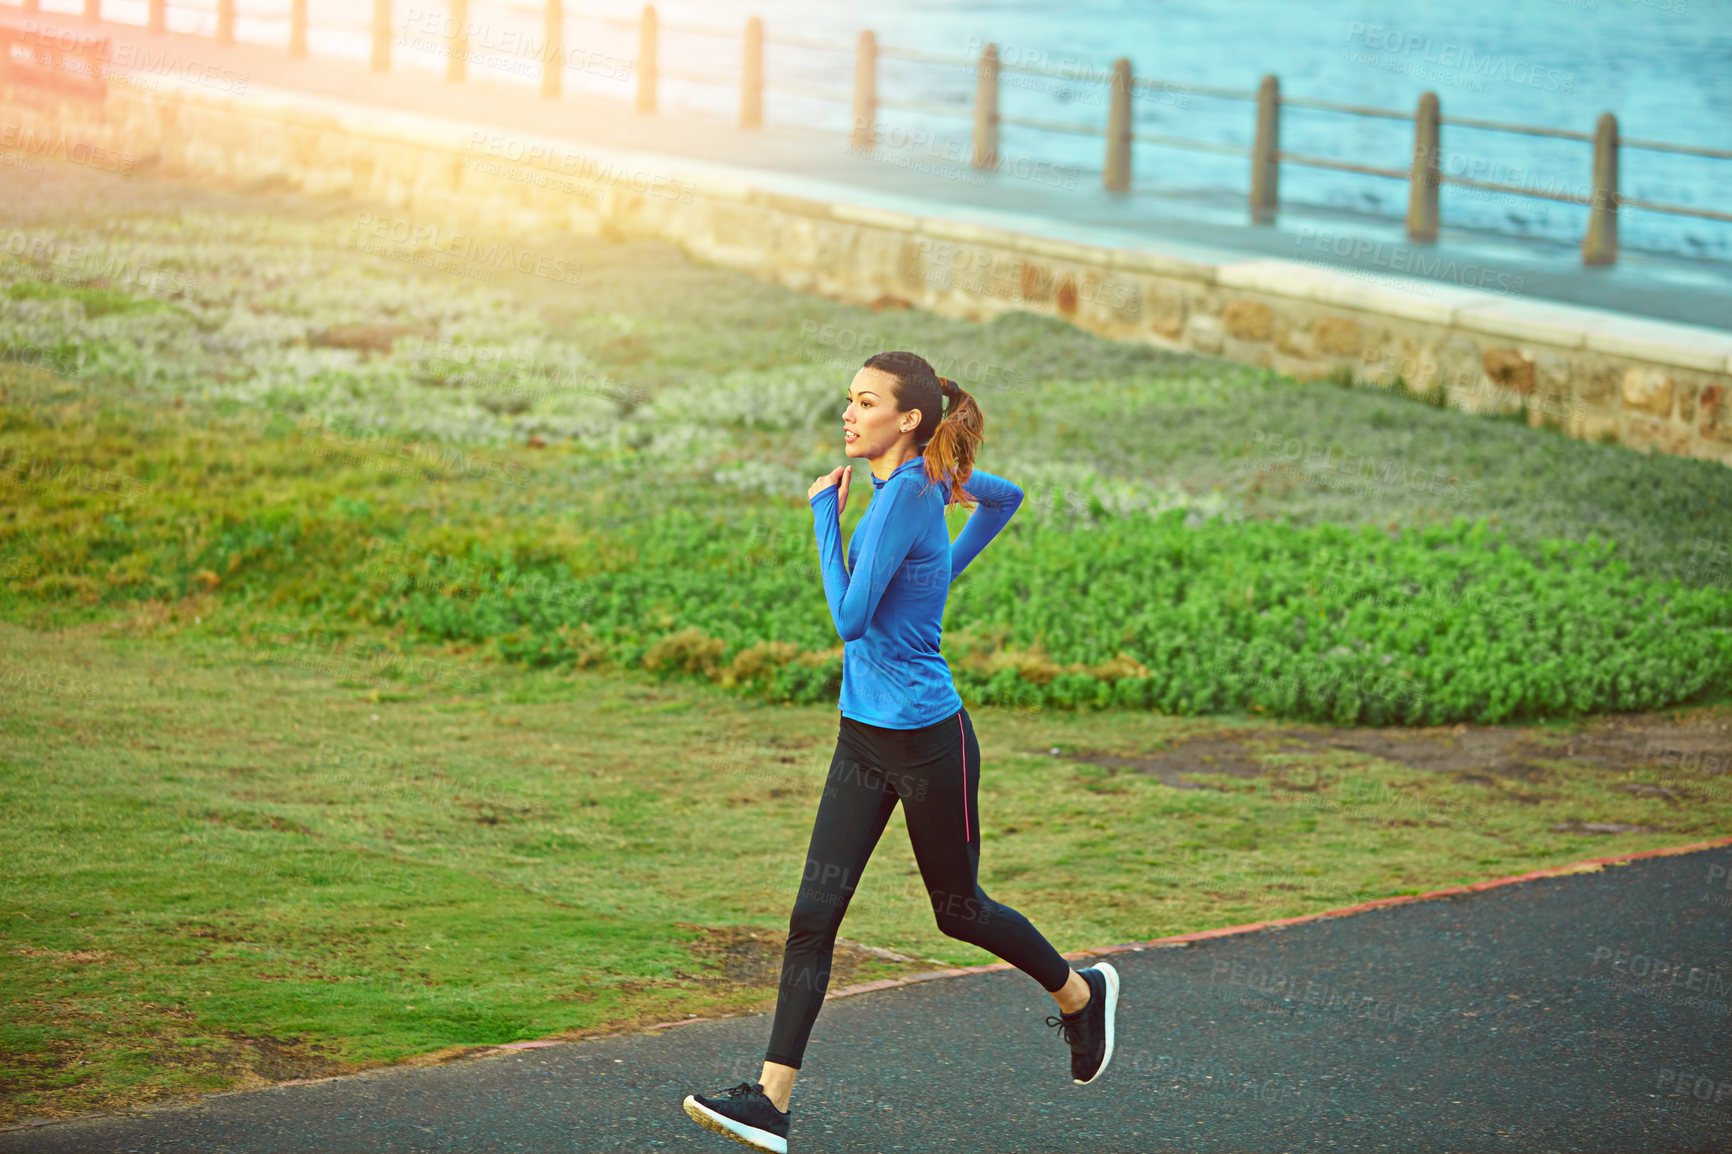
[5,205,1730,726]
[363,506,1730,726]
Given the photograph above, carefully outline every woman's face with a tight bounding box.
[843,367,919,459]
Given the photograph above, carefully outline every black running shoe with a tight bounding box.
[1046,961,1119,1084]
[682,1080,790,1154]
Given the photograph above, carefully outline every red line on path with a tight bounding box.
[477,836,1732,1045]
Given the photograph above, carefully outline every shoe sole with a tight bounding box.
[682,1095,789,1154]
[1074,961,1119,1085]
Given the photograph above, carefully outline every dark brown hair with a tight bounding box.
[861,350,985,510]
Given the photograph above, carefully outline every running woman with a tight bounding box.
[683,351,1119,1154]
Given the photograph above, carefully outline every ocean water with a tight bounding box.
[46,0,1732,262]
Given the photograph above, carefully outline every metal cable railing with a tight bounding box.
[0,0,1724,263]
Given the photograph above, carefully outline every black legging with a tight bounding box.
[764,706,1074,1070]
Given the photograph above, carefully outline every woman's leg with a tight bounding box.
[761,718,901,1100]
[899,707,1078,998]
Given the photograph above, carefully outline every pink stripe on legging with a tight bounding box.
[958,712,969,841]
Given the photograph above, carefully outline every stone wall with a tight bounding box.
[4,75,1730,468]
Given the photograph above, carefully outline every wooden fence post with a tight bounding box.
[216,0,234,45]
[289,0,308,58]
[540,0,562,98]
[371,0,391,72]
[1103,57,1131,191]
[1406,92,1440,242]
[1582,112,1618,266]
[1249,74,1279,223]
[147,0,165,36]
[447,0,467,83]
[972,42,998,170]
[636,5,657,113]
[852,30,876,150]
[740,16,762,127]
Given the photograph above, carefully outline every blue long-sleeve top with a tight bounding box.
[808,453,1023,728]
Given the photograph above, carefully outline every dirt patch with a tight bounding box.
[1060,709,1731,790]
[667,924,921,990]
[9,947,117,964]
[1549,821,1658,835]
[1317,728,1565,778]
[217,1033,352,1082]
[309,323,435,355]
[1066,731,1315,789]
[1550,717,1731,775]
[0,1025,359,1126]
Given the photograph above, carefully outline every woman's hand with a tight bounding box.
[809,465,851,513]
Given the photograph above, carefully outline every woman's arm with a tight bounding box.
[948,469,1023,581]
[810,478,918,642]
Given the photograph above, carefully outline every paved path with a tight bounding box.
[8,846,1727,1153]
[3,13,1729,331]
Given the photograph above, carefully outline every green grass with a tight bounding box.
[6,621,1728,1121]
[6,279,173,318]
[1,183,1728,587]
[2,162,1730,1121]
[4,370,1728,725]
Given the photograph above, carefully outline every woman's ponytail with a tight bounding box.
[924,376,984,510]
